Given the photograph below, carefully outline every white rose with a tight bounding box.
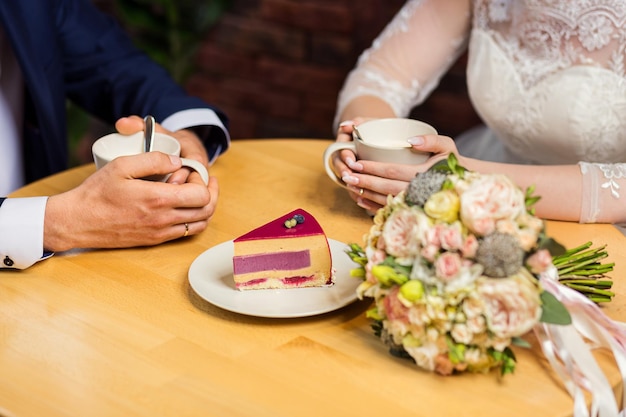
[451,323,473,344]
[462,295,484,318]
[405,342,440,371]
[466,315,487,334]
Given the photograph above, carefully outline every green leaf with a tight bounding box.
[538,236,567,257]
[524,184,542,213]
[430,159,452,174]
[500,347,517,376]
[489,347,517,376]
[366,307,383,321]
[511,336,531,349]
[445,336,466,365]
[539,290,572,325]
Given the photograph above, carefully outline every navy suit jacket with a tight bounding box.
[0,0,228,183]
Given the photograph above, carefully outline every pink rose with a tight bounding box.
[526,249,553,274]
[434,353,455,376]
[420,244,439,262]
[459,174,526,236]
[435,252,463,283]
[477,274,542,339]
[426,224,444,247]
[365,249,386,284]
[439,222,464,252]
[472,217,496,236]
[460,234,479,258]
[383,286,410,323]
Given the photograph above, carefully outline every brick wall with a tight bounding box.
[187,0,481,140]
[97,0,481,141]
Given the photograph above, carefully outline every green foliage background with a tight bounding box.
[67,0,230,165]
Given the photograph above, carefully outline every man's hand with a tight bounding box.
[43,146,219,252]
[115,116,209,185]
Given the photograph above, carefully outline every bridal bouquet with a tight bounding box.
[346,155,615,378]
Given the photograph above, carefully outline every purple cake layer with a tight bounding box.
[233,250,311,274]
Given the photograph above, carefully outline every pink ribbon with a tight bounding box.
[535,267,626,417]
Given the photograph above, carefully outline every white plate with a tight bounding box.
[188,239,361,318]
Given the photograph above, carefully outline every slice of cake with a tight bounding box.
[232,209,333,290]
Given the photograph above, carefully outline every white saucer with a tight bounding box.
[188,239,361,318]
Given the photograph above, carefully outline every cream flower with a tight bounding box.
[424,190,460,223]
[466,315,487,335]
[381,208,427,259]
[451,323,473,345]
[462,295,484,319]
[405,342,439,372]
[351,155,553,376]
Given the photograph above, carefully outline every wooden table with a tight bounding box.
[3,139,625,417]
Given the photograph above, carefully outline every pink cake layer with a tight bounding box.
[235,274,332,289]
[233,250,311,274]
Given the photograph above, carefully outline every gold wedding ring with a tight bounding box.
[359,188,364,196]
[183,223,189,237]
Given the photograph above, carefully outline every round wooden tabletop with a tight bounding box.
[3,139,625,417]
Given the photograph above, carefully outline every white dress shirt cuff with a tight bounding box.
[0,196,50,269]
[160,108,230,164]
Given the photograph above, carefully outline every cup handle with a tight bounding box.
[322,142,357,189]
[180,158,209,185]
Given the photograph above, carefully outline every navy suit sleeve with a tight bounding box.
[56,0,229,157]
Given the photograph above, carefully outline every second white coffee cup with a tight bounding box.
[323,118,437,189]
[92,132,209,185]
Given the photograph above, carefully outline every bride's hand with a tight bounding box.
[346,134,458,211]
[331,117,373,189]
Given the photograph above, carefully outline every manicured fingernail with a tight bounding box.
[339,120,354,127]
[346,158,363,171]
[407,136,424,146]
[169,154,181,165]
[342,174,359,185]
[357,199,369,210]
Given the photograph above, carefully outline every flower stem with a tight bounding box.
[551,241,615,303]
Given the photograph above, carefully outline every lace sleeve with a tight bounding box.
[579,162,626,224]
[334,0,472,129]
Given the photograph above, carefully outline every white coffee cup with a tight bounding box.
[323,118,437,189]
[92,131,209,185]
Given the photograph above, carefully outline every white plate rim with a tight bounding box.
[188,238,360,318]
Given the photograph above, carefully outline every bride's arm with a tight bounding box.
[351,135,626,224]
[460,159,583,222]
[332,0,472,207]
[334,0,472,127]
[453,158,626,225]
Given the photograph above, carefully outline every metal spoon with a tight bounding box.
[352,124,363,141]
[143,115,155,152]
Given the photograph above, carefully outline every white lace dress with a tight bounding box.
[335,0,626,223]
